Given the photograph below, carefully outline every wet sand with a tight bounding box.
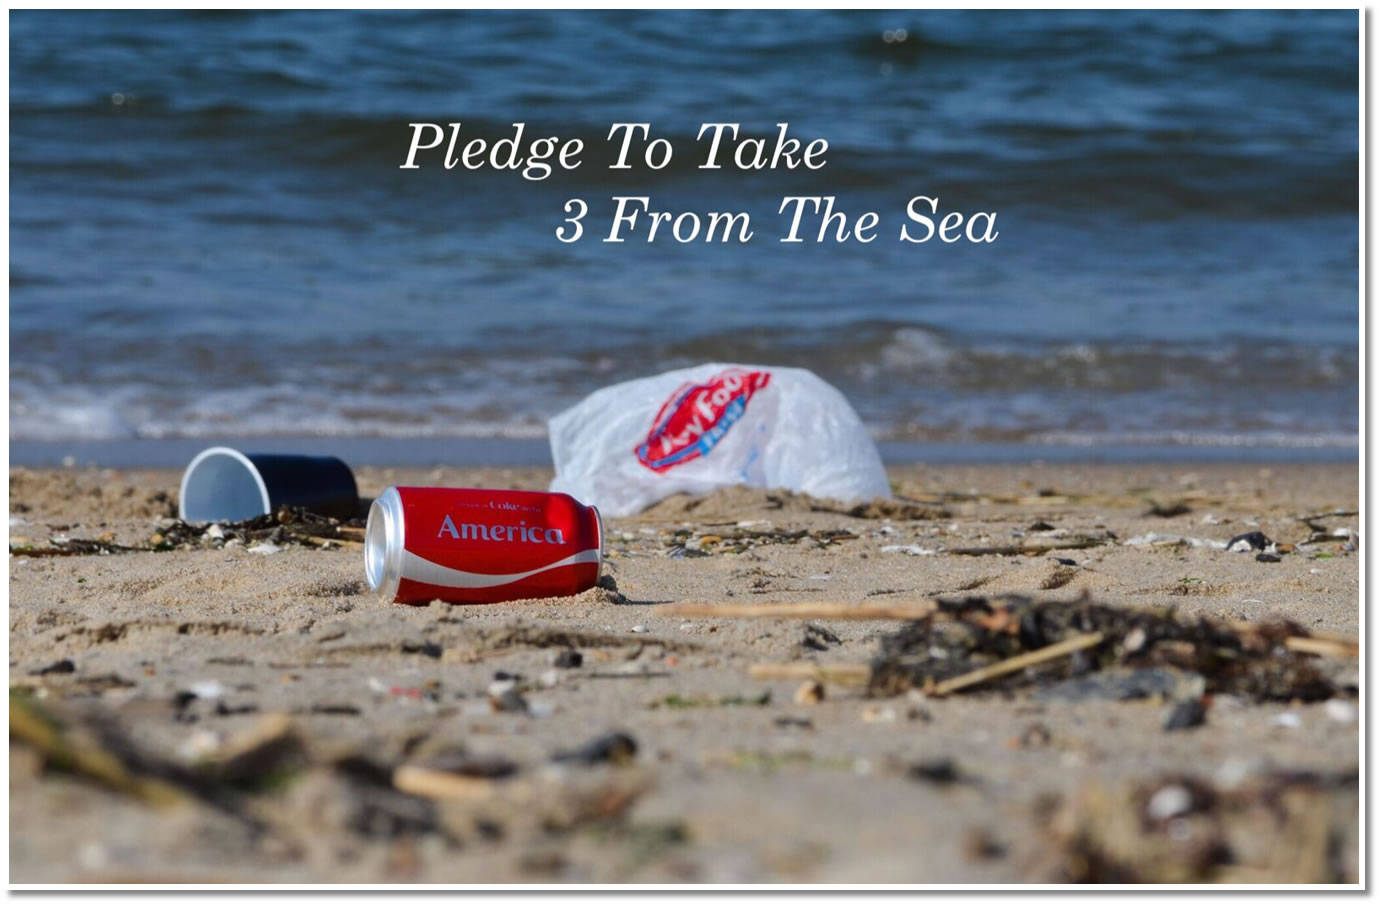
[8,462,1360,884]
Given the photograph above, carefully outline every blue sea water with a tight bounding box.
[9,10,1360,464]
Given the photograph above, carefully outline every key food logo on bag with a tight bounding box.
[635,368,772,473]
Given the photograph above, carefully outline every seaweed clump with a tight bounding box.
[867,592,1340,702]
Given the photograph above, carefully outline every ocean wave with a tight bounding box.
[9,325,1357,447]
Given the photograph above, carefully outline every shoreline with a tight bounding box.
[9,435,1360,470]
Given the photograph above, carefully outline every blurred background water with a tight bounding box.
[9,10,1359,465]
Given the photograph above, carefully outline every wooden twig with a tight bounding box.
[928,632,1106,697]
[393,765,500,801]
[1284,636,1359,658]
[10,694,185,806]
[747,662,871,685]
[659,601,936,621]
[295,534,363,549]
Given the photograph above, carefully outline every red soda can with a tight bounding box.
[364,487,603,604]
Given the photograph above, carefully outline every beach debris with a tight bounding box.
[489,688,529,714]
[1033,767,1358,882]
[8,505,366,559]
[962,828,1007,861]
[748,662,871,685]
[1144,501,1193,518]
[1255,553,1281,563]
[1034,668,1204,703]
[927,633,1107,698]
[860,703,896,723]
[1162,698,1207,732]
[864,593,1349,701]
[190,713,308,788]
[29,658,76,676]
[794,680,826,705]
[553,649,584,669]
[1015,723,1053,749]
[1324,699,1357,724]
[881,544,936,556]
[9,690,186,806]
[800,623,842,651]
[1271,713,1302,730]
[552,731,639,767]
[392,749,520,801]
[188,680,225,700]
[1227,531,1271,553]
[650,691,770,710]
[906,758,965,786]
[774,715,814,730]
[1124,532,1229,549]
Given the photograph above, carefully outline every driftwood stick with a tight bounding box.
[928,632,1106,697]
[747,663,871,684]
[659,601,936,621]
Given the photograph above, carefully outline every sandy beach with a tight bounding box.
[8,461,1360,884]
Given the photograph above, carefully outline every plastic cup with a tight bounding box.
[178,446,359,523]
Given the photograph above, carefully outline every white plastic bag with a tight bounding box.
[548,363,891,516]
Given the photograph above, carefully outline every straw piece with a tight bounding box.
[747,662,871,684]
[928,632,1106,697]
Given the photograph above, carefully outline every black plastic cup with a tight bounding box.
[178,446,359,523]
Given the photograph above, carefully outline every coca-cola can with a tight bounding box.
[364,486,603,604]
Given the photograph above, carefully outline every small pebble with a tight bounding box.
[1146,784,1193,820]
[1324,699,1357,724]
[552,731,637,766]
[1163,698,1206,731]
[861,704,896,723]
[907,759,960,785]
[1019,723,1052,748]
[794,680,825,706]
[553,649,583,669]
[489,688,528,714]
[631,625,648,634]
[486,678,517,697]
[1272,712,1302,729]
[1227,531,1270,553]
[188,680,224,700]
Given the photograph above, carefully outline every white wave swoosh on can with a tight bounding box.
[401,548,601,588]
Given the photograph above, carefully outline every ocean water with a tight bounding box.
[10,10,1360,465]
